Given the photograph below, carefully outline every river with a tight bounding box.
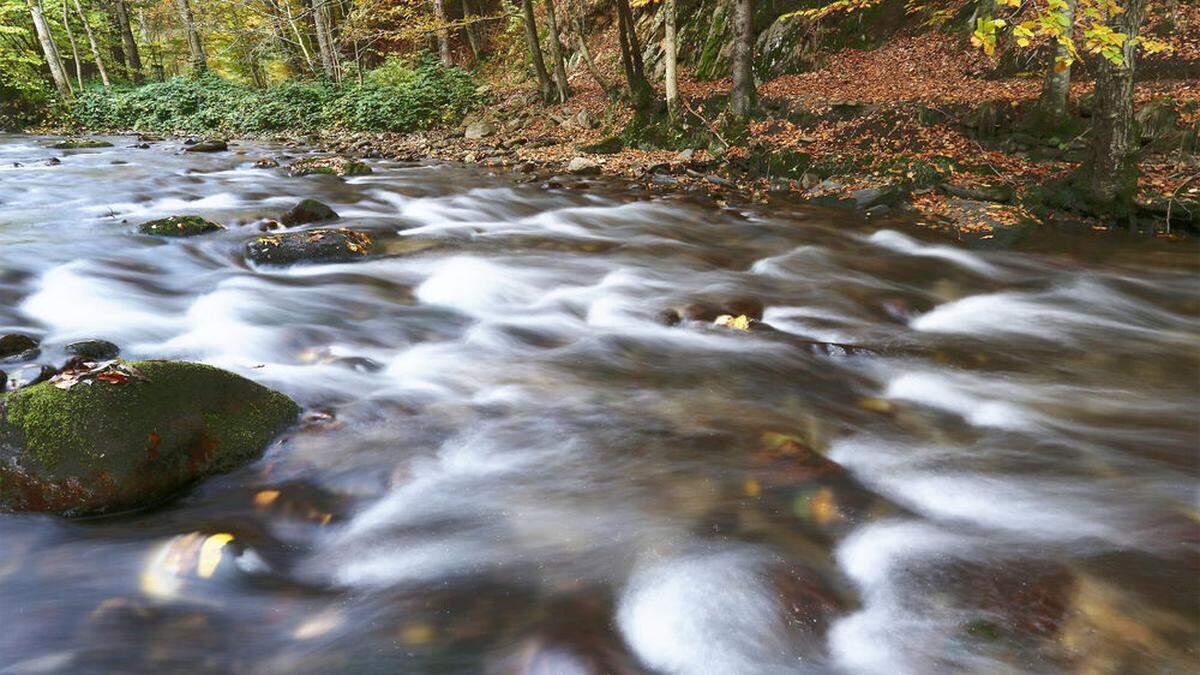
[0,134,1197,673]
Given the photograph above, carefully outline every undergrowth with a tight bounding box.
[70,55,481,134]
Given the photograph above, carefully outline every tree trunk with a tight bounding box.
[62,0,84,90]
[663,0,678,119]
[433,0,453,66]
[175,0,207,73]
[461,0,481,62]
[75,0,110,87]
[729,0,755,118]
[311,0,339,81]
[279,0,317,75]
[571,0,614,100]
[111,0,142,83]
[542,0,570,102]
[615,0,651,109]
[28,0,72,98]
[1084,0,1144,215]
[1038,0,1075,119]
[519,0,554,103]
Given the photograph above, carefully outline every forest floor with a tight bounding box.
[318,26,1200,244]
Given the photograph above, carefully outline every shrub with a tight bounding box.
[70,56,480,135]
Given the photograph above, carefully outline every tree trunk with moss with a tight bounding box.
[111,0,143,83]
[1038,0,1075,120]
[175,0,206,74]
[28,0,72,98]
[1083,0,1144,216]
[462,0,481,62]
[616,0,652,110]
[520,0,554,103]
[433,0,453,66]
[542,0,571,102]
[74,0,110,87]
[729,0,755,118]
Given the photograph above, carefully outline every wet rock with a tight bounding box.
[130,142,151,149]
[183,139,228,153]
[0,360,299,515]
[0,371,5,391]
[661,298,765,325]
[940,182,1015,204]
[286,156,372,177]
[0,334,39,361]
[465,120,495,140]
[50,139,112,149]
[137,215,225,237]
[567,157,602,175]
[245,228,374,265]
[864,204,890,218]
[253,158,280,168]
[280,199,338,227]
[12,364,56,389]
[44,157,61,166]
[64,339,120,361]
[850,183,906,211]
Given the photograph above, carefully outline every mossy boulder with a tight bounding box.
[138,215,225,237]
[0,334,39,361]
[183,139,228,153]
[280,199,339,226]
[0,361,299,515]
[50,139,113,149]
[245,228,374,265]
[286,156,372,178]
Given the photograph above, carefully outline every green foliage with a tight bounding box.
[70,56,480,134]
[0,2,54,129]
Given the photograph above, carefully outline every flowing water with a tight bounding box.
[0,134,1197,674]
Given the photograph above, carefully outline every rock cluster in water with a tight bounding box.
[286,156,372,177]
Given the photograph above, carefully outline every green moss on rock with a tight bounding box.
[138,215,225,237]
[0,361,299,515]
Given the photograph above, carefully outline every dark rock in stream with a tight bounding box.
[0,334,39,362]
[65,339,120,361]
[44,157,61,166]
[245,228,374,265]
[184,139,229,153]
[286,156,372,177]
[0,360,300,515]
[0,371,5,391]
[138,215,225,237]
[280,198,339,226]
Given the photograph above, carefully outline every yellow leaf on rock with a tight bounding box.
[744,478,761,498]
[198,533,234,579]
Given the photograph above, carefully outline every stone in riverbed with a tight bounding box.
[254,158,280,168]
[0,334,39,362]
[50,139,112,149]
[138,215,225,237]
[567,157,601,175]
[464,120,495,140]
[280,199,338,227]
[245,228,374,265]
[0,360,299,515]
[184,139,228,153]
[65,339,120,361]
[286,156,372,177]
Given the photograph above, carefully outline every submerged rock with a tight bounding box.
[253,158,280,168]
[138,215,225,237]
[65,339,120,361]
[184,139,228,153]
[0,334,39,362]
[245,228,374,265]
[50,139,112,149]
[280,199,338,227]
[0,360,299,515]
[286,156,372,178]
